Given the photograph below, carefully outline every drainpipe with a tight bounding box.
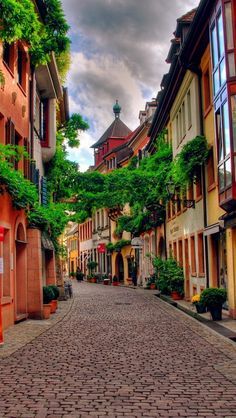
[30,67,35,161]
[184,63,209,287]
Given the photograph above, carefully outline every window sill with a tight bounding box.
[196,195,203,203]
[191,272,197,277]
[204,105,212,118]
[208,182,216,192]
[17,82,27,97]
[1,296,13,305]
[199,273,205,277]
[3,61,14,78]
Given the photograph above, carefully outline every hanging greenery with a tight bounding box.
[106,239,131,253]
[171,135,209,187]
[0,0,70,72]
[0,145,38,210]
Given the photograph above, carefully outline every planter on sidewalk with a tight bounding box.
[43,304,51,319]
[50,300,57,314]
[171,291,183,300]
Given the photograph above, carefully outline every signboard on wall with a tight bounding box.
[97,243,106,253]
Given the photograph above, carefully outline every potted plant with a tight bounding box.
[168,259,184,300]
[43,286,54,319]
[112,275,119,286]
[200,288,227,320]
[170,276,184,300]
[146,275,156,290]
[191,294,207,314]
[48,285,60,310]
[87,261,98,282]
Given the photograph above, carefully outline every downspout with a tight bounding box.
[185,63,209,287]
[30,66,35,161]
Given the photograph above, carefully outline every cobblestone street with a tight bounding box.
[1,282,236,418]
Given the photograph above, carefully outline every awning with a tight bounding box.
[41,232,54,251]
[203,224,220,236]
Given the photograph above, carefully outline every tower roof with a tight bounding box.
[91,112,131,149]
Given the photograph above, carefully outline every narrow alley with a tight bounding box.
[0,282,236,418]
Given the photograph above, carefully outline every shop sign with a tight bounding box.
[98,243,106,253]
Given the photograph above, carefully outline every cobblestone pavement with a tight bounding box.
[0,283,236,418]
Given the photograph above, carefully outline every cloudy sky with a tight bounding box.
[62,0,200,171]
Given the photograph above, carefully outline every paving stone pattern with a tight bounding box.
[0,283,236,418]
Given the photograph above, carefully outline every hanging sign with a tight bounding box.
[131,237,144,248]
[0,227,4,242]
[97,243,106,253]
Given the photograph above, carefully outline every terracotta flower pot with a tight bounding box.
[150,283,156,290]
[43,304,51,319]
[50,300,57,314]
[171,291,183,300]
[103,279,110,285]
[112,282,120,286]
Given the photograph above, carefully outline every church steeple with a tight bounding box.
[113,99,121,118]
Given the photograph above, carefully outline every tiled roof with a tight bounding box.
[91,118,131,148]
[178,8,197,23]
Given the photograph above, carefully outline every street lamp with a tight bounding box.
[166,181,195,209]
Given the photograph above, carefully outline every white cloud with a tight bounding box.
[62,0,200,170]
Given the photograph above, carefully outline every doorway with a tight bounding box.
[115,252,124,282]
[15,223,27,321]
[184,238,190,300]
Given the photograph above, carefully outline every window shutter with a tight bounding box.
[41,176,47,206]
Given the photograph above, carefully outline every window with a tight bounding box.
[187,90,192,128]
[198,233,205,275]
[17,46,27,90]
[3,229,11,297]
[196,167,202,199]
[176,187,181,213]
[190,235,196,275]
[173,241,177,260]
[224,2,236,77]
[176,114,179,144]
[40,100,48,142]
[231,95,236,151]
[3,42,14,73]
[216,101,232,191]
[188,181,194,201]
[178,239,183,267]
[210,9,226,97]
[182,102,186,137]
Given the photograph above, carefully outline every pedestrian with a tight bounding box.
[76,266,84,281]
